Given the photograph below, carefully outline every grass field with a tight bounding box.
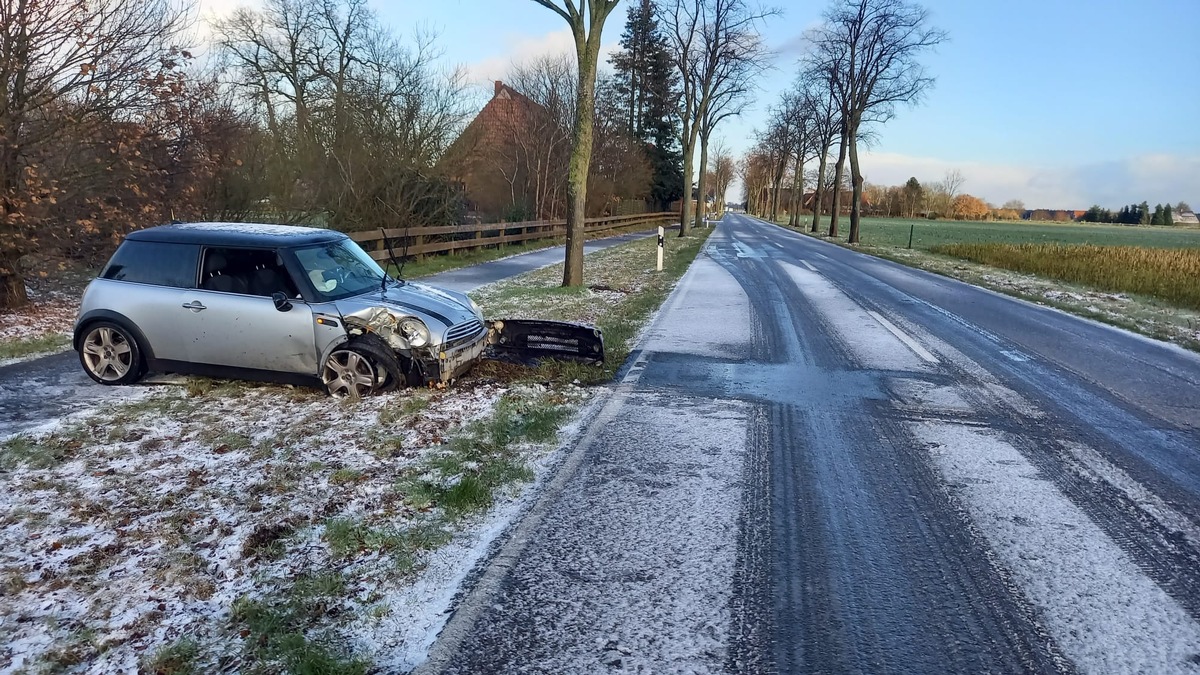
[932,243,1200,312]
[789,216,1200,251]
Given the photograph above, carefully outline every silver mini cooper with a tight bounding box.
[73,222,488,397]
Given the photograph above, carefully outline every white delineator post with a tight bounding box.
[657,226,665,272]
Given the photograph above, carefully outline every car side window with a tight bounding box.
[101,241,199,288]
[200,247,299,298]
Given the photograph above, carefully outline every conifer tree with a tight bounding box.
[610,0,684,210]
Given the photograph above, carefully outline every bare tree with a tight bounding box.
[214,0,471,230]
[711,139,735,214]
[804,74,839,233]
[809,0,946,243]
[0,0,192,308]
[504,55,577,220]
[529,0,622,286]
[739,145,773,216]
[692,23,768,230]
[660,0,776,236]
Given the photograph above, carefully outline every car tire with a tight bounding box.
[78,321,145,385]
[322,335,406,397]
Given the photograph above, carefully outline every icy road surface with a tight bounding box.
[419,214,1200,674]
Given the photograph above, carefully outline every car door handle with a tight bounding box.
[182,301,207,312]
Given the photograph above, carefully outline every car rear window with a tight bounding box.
[101,240,199,288]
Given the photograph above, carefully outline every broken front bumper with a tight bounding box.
[485,319,605,365]
[422,334,489,384]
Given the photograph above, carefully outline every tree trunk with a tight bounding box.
[0,256,27,308]
[679,121,698,236]
[0,141,29,309]
[563,44,600,287]
[788,146,803,227]
[811,148,827,233]
[828,131,848,238]
[847,121,863,244]
[694,131,710,231]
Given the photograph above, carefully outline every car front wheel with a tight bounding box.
[322,335,412,398]
[79,322,144,385]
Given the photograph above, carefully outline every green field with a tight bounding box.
[787,217,1200,251]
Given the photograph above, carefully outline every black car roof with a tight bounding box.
[126,222,346,248]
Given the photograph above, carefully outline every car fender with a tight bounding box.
[73,309,157,362]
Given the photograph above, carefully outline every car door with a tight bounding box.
[95,240,199,363]
[182,247,318,375]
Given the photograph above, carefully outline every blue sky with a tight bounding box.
[201,0,1200,209]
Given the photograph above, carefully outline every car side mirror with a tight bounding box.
[272,292,292,312]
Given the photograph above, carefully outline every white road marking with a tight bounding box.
[866,310,939,364]
[772,241,785,249]
[1001,350,1029,362]
[799,259,817,271]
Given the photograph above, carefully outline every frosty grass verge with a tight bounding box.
[0,290,77,364]
[867,247,1200,351]
[0,231,707,673]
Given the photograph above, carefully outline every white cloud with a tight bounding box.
[464,29,619,87]
[858,151,1200,209]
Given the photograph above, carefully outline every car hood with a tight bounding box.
[334,281,477,332]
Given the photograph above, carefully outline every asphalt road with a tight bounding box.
[0,230,657,438]
[420,213,1200,674]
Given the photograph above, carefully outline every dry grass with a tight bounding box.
[932,243,1200,311]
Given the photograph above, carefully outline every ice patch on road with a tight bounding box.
[778,260,932,372]
[917,422,1200,674]
[640,255,752,359]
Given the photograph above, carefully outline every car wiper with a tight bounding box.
[379,227,407,289]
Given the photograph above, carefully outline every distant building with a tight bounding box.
[1175,210,1199,224]
[441,81,558,222]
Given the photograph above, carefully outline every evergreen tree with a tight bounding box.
[610,0,683,210]
[1139,201,1151,225]
[1151,204,1164,225]
[1118,205,1131,224]
[1164,203,1174,226]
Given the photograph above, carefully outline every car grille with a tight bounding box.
[444,319,485,346]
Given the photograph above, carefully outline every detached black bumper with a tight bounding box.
[485,319,605,365]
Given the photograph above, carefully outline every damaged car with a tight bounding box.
[73,222,496,397]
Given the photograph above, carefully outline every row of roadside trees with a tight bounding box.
[533,0,775,284]
[740,0,947,242]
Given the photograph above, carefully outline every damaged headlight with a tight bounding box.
[399,318,431,348]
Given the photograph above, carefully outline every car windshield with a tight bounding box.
[292,238,389,301]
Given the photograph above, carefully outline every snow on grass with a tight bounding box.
[0,226,714,672]
[0,378,591,672]
[0,291,78,365]
[0,231,713,673]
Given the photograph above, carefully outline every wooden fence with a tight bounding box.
[349,212,679,263]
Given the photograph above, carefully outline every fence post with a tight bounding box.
[908,223,915,249]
